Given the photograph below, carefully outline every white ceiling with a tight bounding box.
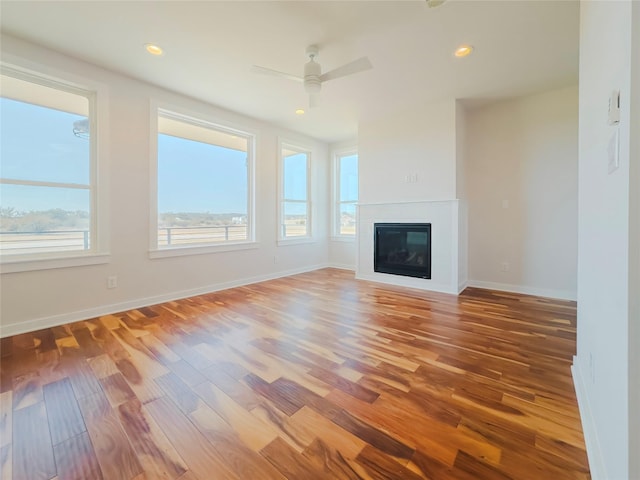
[0,0,579,143]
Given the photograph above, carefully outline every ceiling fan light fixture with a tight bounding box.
[295,109,305,115]
[304,78,321,94]
[304,53,322,94]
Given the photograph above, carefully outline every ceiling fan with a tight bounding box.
[252,45,373,107]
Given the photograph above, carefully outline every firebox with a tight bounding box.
[374,223,431,279]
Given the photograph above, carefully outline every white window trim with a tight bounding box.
[331,146,358,241]
[0,63,110,273]
[148,101,257,258]
[277,138,314,246]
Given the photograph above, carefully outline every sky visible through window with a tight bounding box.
[1,97,319,236]
[340,153,358,202]
[0,97,89,212]
[0,98,251,217]
[157,133,247,214]
[283,152,308,216]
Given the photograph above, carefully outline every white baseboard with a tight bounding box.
[0,264,325,338]
[326,263,355,271]
[466,279,576,301]
[572,357,606,480]
[355,272,458,295]
[457,279,468,294]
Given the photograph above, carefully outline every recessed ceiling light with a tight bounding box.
[454,45,474,58]
[295,109,305,115]
[145,43,164,56]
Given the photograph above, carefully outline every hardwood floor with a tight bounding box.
[0,268,590,479]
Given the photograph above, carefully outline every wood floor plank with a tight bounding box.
[100,372,137,407]
[12,371,43,410]
[168,359,207,387]
[66,358,103,400]
[12,402,56,480]
[201,365,261,410]
[249,394,318,453]
[117,399,188,479]
[290,405,366,460]
[301,438,366,480]
[307,365,379,403]
[146,395,242,480]
[355,445,425,480]
[192,380,280,452]
[188,403,286,480]
[260,437,327,480]
[53,431,104,480]
[244,373,305,416]
[0,391,11,448]
[77,389,143,480]
[155,372,203,415]
[0,269,589,480]
[43,377,86,445]
[0,444,11,480]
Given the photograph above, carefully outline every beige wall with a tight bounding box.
[465,86,578,300]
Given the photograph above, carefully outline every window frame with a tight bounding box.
[149,103,257,259]
[277,139,313,245]
[332,147,358,240]
[0,63,109,273]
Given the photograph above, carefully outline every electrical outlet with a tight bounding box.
[273,255,279,264]
[501,262,510,272]
[107,275,118,289]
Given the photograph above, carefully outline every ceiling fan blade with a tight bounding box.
[319,57,372,83]
[251,65,303,83]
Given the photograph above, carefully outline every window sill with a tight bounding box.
[149,241,259,259]
[0,252,111,274]
[277,237,316,247]
[330,235,356,243]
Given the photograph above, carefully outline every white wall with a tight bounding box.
[574,1,637,479]
[359,100,457,204]
[455,101,468,292]
[629,5,640,477]
[356,99,461,293]
[0,35,330,336]
[465,86,578,300]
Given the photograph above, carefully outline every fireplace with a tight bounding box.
[374,223,431,279]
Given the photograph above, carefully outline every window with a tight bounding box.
[0,68,97,260]
[279,142,311,240]
[334,151,358,237]
[154,109,254,251]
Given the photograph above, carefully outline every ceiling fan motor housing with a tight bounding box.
[304,56,322,94]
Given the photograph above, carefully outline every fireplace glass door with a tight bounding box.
[374,223,431,279]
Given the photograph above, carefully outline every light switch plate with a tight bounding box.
[608,128,620,174]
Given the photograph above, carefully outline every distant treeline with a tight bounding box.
[0,208,249,232]
[159,212,247,228]
[0,207,89,232]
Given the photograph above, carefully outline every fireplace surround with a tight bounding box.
[374,223,431,279]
